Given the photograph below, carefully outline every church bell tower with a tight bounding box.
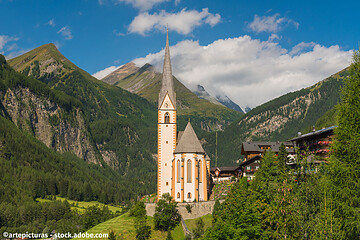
[157,29,176,199]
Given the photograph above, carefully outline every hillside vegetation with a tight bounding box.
[74,213,184,240]
[8,44,158,191]
[0,53,155,234]
[203,68,348,166]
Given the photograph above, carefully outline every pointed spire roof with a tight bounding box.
[174,122,205,154]
[158,28,176,108]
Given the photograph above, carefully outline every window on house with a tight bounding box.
[166,182,168,186]
[246,166,251,170]
[188,192,191,199]
[187,160,192,183]
[164,112,170,123]
[177,160,180,183]
[255,166,259,170]
[177,192,180,198]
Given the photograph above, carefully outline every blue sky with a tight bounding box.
[1,0,359,108]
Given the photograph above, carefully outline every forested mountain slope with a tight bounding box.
[101,62,242,132]
[203,68,349,166]
[7,44,157,192]
[0,54,152,201]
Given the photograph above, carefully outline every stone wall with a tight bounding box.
[145,200,223,220]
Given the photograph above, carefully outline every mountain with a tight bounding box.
[244,107,252,113]
[0,55,146,206]
[7,43,158,192]
[0,55,149,232]
[203,68,349,166]
[193,84,223,106]
[101,62,242,132]
[193,84,244,113]
[215,95,244,113]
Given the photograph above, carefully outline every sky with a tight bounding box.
[1,0,359,109]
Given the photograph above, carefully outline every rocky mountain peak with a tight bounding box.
[8,43,74,79]
[101,62,140,85]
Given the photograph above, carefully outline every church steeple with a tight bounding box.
[158,28,176,109]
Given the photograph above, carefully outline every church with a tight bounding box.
[157,30,210,202]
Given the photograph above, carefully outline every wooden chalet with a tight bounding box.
[239,155,261,180]
[210,166,242,182]
[241,141,295,160]
[240,141,295,180]
[290,126,335,160]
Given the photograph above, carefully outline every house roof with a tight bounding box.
[241,141,295,154]
[289,126,336,141]
[240,155,261,167]
[174,122,205,154]
[210,166,240,173]
[158,28,176,109]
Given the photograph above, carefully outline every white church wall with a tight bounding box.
[158,94,176,198]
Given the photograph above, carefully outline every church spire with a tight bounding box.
[158,27,176,109]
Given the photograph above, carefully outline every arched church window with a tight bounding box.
[199,160,202,183]
[188,192,191,199]
[177,160,180,183]
[187,159,192,183]
[164,112,170,123]
[177,192,180,199]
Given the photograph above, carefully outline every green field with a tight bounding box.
[74,213,184,240]
[73,213,213,240]
[184,214,213,233]
[36,196,122,213]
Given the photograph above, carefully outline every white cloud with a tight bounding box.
[57,26,73,40]
[129,8,221,35]
[0,35,26,59]
[113,29,126,37]
[248,13,299,33]
[0,35,18,51]
[47,18,56,27]
[92,65,122,79]
[133,36,352,109]
[116,0,169,11]
[290,42,316,55]
[268,33,280,42]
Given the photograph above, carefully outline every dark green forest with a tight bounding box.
[0,54,152,233]
[203,50,360,239]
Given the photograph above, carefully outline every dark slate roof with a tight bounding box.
[289,126,336,141]
[240,155,261,167]
[174,122,205,154]
[241,141,295,154]
[158,29,176,109]
[210,166,240,173]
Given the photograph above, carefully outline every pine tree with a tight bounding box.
[108,231,116,240]
[193,217,205,239]
[277,143,289,174]
[130,201,151,240]
[328,49,360,239]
